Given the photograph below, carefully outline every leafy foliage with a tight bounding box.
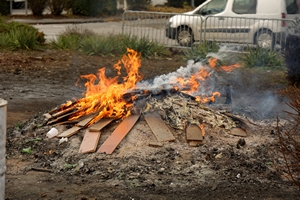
[50,25,94,49]
[28,0,48,16]
[272,86,300,190]
[0,21,45,50]
[284,34,300,87]
[127,0,151,10]
[184,41,219,61]
[51,25,167,58]
[67,0,117,16]
[167,0,188,8]
[241,46,283,68]
[48,0,68,15]
[0,0,9,16]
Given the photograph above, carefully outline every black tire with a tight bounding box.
[177,27,194,47]
[255,29,275,50]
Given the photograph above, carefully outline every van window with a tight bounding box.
[232,0,257,14]
[198,0,228,15]
[286,0,299,14]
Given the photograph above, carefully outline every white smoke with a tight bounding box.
[137,59,213,92]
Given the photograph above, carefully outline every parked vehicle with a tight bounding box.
[166,0,300,48]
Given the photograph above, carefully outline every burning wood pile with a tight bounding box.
[44,48,245,154]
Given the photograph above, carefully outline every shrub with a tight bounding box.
[0,21,45,49]
[0,0,9,16]
[184,41,219,61]
[127,0,151,10]
[167,0,188,8]
[272,86,300,190]
[51,25,94,49]
[284,34,300,87]
[241,46,283,68]
[68,0,117,16]
[48,0,68,15]
[194,0,206,6]
[28,0,48,16]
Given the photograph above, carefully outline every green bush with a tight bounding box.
[167,0,188,8]
[184,41,219,61]
[242,46,283,68]
[28,0,48,15]
[68,0,117,16]
[51,26,167,58]
[194,0,206,6]
[0,21,45,49]
[127,0,151,10]
[284,35,300,87]
[51,25,94,49]
[49,0,68,15]
[0,0,9,15]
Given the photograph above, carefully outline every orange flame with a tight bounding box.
[68,48,143,126]
[208,57,240,72]
[173,57,239,103]
[61,52,239,126]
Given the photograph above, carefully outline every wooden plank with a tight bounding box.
[88,118,115,132]
[57,126,81,138]
[144,112,175,142]
[76,115,95,127]
[78,130,101,154]
[148,141,163,147]
[186,124,203,141]
[97,113,141,154]
[189,140,206,147]
[229,127,247,137]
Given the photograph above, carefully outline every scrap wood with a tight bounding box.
[43,113,52,119]
[189,140,206,147]
[57,126,81,138]
[229,127,247,137]
[97,112,141,154]
[144,112,175,142]
[78,130,101,154]
[76,115,96,127]
[88,118,115,132]
[47,110,79,125]
[148,141,164,147]
[48,101,78,115]
[51,106,76,118]
[186,124,203,141]
[30,167,53,173]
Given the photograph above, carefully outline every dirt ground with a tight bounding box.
[1,49,300,199]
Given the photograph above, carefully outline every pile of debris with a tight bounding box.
[42,48,246,154]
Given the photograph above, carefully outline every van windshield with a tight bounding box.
[198,0,228,15]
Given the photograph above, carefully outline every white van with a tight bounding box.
[166,0,300,48]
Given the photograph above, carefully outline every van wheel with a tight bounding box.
[177,27,193,47]
[255,29,275,49]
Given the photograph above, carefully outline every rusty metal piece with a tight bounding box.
[97,112,141,154]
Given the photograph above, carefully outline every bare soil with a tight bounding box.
[1,49,300,199]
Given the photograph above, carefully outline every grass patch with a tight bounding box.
[241,46,284,68]
[184,41,220,61]
[51,26,167,58]
[0,21,45,50]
